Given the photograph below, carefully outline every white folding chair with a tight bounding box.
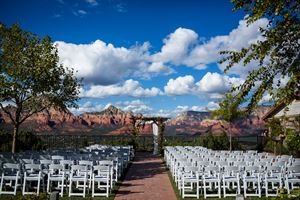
[22,164,43,196]
[182,166,199,198]
[47,164,65,197]
[285,165,300,194]
[92,165,110,197]
[98,160,114,188]
[0,163,21,195]
[78,160,93,189]
[203,166,221,198]
[222,166,240,197]
[243,166,261,197]
[264,166,282,197]
[69,165,87,197]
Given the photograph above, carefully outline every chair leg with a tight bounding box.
[107,178,109,197]
[92,179,95,197]
[83,179,86,198]
[60,179,64,197]
[37,179,41,196]
[203,181,206,199]
[196,180,199,198]
[223,180,226,197]
[218,181,221,198]
[69,179,72,197]
[47,178,50,194]
[0,175,4,195]
[22,177,26,195]
[14,176,18,195]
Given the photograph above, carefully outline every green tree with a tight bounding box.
[0,23,80,153]
[216,132,230,150]
[213,93,244,151]
[285,129,300,157]
[220,0,299,112]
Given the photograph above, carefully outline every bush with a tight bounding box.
[0,130,45,152]
[285,129,300,157]
[163,132,241,151]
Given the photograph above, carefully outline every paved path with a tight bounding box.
[115,152,177,200]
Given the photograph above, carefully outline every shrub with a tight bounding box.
[0,130,45,152]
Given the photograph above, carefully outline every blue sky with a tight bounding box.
[0,0,269,117]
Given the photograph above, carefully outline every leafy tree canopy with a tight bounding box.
[213,93,245,123]
[220,0,299,112]
[0,23,81,152]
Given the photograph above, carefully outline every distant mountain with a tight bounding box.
[81,105,133,127]
[169,111,211,126]
[165,106,269,136]
[0,105,269,136]
[0,105,134,134]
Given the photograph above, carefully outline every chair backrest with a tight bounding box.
[60,160,74,170]
[267,165,281,171]
[216,161,229,169]
[25,164,41,174]
[286,166,300,174]
[98,160,113,166]
[79,160,93,166]
[266,166,282,176]
[204,166,220,175]
[49,164,64,174]
[22,159,34,164]
[3,163,20,175]
[25,164,41,170]
[197,161,210,167]
[70,165,87,175]
[244,165,260,172]
[40,159,52,165]
[224,166,239,175]
[51,155,64,164]
[93,165,110,176]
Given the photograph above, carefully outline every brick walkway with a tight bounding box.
[115,152,177,200]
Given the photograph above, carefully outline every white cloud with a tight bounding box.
[175,105,206,113]
[174,102,219,114]
[259,93,272,104]
[123,104,152,114]
[115,3,127,13]
[78,10,87,15]
[56,40,172,85]
[69,101,105,115]
[164,73,244,97]
[116,99,145,106]
[86,0,98,6]
[164,75,195,95]
[185,18,269,75]
[196,72,244,93]
[148,62,175,75]
[80,79,162,98]
[207,101,220,110]
[153,109,173,118]
[56,18,268,89]
[152,27,198,65]
[55,18,269,100]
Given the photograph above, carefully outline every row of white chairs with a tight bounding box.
[165,146,300,199]
[0,145,133,197]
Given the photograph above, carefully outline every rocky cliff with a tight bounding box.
[0,105,269,136]
[165,107,269,136]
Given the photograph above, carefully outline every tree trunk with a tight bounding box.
[229,124,232,151]
[12,125,19,153]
